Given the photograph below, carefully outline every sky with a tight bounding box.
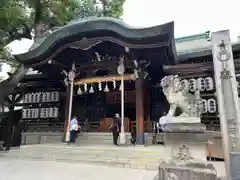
[122,0,240,41]
[2,0,240,64]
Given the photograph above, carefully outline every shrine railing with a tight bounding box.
[21,119,155,133]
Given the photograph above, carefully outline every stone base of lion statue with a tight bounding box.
[157,161,218,180]
[156,122,220,180]
[160,116,206,133]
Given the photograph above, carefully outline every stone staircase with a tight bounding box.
[21,132,154,146]
[76,132,132,145]
[0,144,164,170]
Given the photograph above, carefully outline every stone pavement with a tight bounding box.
[0,144,226,179]
[0,159,157,180]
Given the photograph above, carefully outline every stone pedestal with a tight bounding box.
[157,118,219,180]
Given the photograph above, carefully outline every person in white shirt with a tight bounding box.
[69,116,79,144]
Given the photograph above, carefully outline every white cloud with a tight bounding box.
[122,0,240,41]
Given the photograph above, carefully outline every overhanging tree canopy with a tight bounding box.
[0,0,125,66]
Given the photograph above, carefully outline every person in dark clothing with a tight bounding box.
[131,124,136,145]
[109,113,121,146]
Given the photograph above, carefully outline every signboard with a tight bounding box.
[106,90,135,104]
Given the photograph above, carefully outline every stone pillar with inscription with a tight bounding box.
[156,75,219,180]
[211,30,240,180]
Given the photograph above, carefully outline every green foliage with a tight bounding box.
[0,0,27,66]
[0,0,125,66]
[104,0,125,19]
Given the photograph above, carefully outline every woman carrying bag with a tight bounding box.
[69,116,79,145]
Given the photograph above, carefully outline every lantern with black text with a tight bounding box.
[205,77,214,91]
[28,93,33,103]
[207,98,217,113]
[52,107,59,118]
[22,109,27,118]
[202,99,208,113]
[197,78,206,91]
[49,107,53,118]
[189,78,197,92]
[46,92,51,102]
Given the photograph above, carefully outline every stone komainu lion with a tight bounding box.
[161,75,203,117]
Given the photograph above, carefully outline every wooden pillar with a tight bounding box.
[63,85,70,141]
[135,75,145,145]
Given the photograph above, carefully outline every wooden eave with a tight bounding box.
[163,58,240,75]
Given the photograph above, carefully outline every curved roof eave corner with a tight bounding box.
[14,17,175,64]
[164,22,177,64]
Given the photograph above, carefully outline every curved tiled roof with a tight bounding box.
[175,31,240,60]
[14,17,175,64]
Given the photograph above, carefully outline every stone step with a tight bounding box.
[4,152,163,162]
[0,145,164,170]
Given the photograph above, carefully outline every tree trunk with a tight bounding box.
[4,105,14,150]
[30,22,45,50]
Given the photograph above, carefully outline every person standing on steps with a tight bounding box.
[69,116,79,145]
[109,113,121,146]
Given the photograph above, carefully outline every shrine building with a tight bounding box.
[0,17,240,150]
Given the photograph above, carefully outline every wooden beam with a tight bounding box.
[163,58,240,74]
[75,60,134,71]
[74,74,135,85]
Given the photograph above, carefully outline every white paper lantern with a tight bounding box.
[207,98,217,113]
[30,109,34,118]
[44,108,48,118]
[22,109,27,118]
[205,77,214,91]
[23,94,28,104]
[34,108,39,118]
[25,109,30,119]
[52,107,59,118]
[46,92,51,102]
[36,92,41,102]
[49,107,53,118]
[32,93,36,103]
[40,92,44,102]
[42,92,47,102]
[55,92,59,101]
[40,108,44,118]
[202,99,208,113]
[197,78,206,92]
[189,78,197,92]
[28,93,33,103]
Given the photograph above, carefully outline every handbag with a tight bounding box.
[72,124,78,131]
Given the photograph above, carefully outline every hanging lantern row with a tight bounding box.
[77,80,123,95]
[181,77,214,92]
[202,98,217,114]
[21,107,59,119]
[23,92,60,104]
